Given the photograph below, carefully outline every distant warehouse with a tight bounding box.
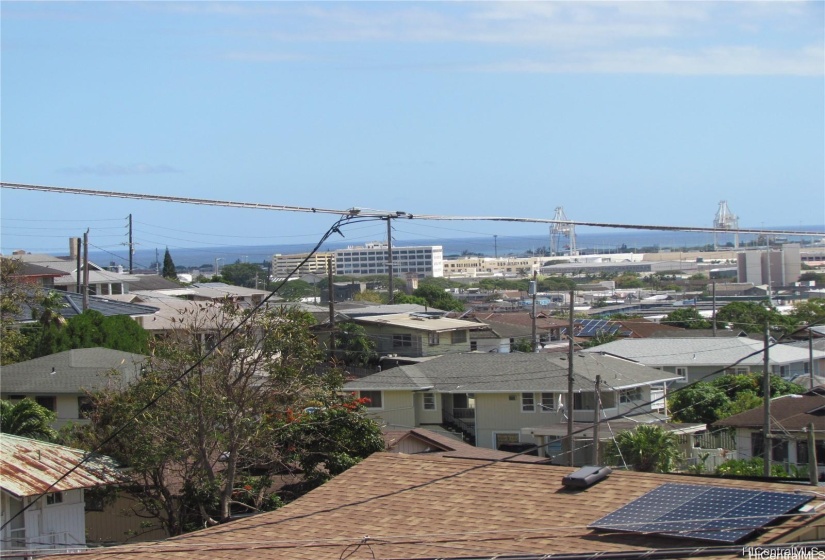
[540,260,698,276]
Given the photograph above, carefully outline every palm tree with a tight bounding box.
[0,398,58,441]
[608,424,681,473]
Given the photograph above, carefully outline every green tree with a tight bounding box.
[668,383,731,424]
[277,279,314,301]
[539,276,576,291]
[716,457,788,477]
[1,257,35,365]
[0,398,58,441]
[74,305,381,535]
[615,273,644,289]
[714,301,784,334]
[411,283,464,312]
[220,262,265,288]
[787,298,825,327]
[23,310,150,358]
[663,307,711,329]
[162,248,177,280]
[336,322,378,367]
[607,424,681,473]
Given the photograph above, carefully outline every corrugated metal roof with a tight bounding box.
[0,434,121,498]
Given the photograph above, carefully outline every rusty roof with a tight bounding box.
[43,453,825,560]
[0,434,121,498]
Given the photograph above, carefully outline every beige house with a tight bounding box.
[344,352,680,451]
[348,312,477,358]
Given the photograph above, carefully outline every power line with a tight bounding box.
[4,181,824,237]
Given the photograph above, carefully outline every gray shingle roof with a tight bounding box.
[584,337,825,367]
[344,352,678,393]
[0,348,147,394]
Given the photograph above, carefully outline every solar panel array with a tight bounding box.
[562,319,628,338]
[589,483,813,544]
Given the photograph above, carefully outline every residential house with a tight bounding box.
[0,435,120,555]
[10,253,141,296]
[41,452,825,560]
[0,348,147,428]
[466,311,567,352]
[346,312,477,358]
[382,427,549,463]
[344,352,680,450]
[584,337,825,385]
[714,387,825,479]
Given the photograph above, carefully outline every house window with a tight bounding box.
[619,387,643,404]
[35,396,57,412]
[540,393,556,412]
[46,492,63,505]
[574,393,595,410]
[422,393,436,411]
[428,332,440,346]
[359,391,383,409]
[521,392,535,412]
[797,440,825,466]
[495,432,520,450]
[392,334,412,348]
[452,330,467,344]
[675,367,688,381]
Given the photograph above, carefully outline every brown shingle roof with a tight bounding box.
[714,391,825,432]
[48,453,824,559]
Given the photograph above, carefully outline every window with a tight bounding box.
[470,341,478,351]
[392,334,412,348]
[521,392,535,412]
[452,330,467,344]
[495,433,520,450]
[574,393,596,410]
[675,367,688,381]
[46,492,63,505]
[619,387,643,404]
[797,440,825,466]
[422,393,436,410]
[428,332,440,346]
[359,391,383,409]
[540,393,556,412]
[35,396,56,412]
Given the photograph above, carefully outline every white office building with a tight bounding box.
[334,242,443,278]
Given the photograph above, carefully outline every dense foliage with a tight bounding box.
[663,307,711,329]
[0,398,58,441]
[162,248,177,280]
[71,304,383,535]
[606,424,681,473]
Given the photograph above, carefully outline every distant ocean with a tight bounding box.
[91,226,824,271]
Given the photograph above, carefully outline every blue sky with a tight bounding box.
[1,1,823,258]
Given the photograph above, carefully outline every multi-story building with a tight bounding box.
[271,252,333,278]
[333,242,443,278]
[737,244,802,287]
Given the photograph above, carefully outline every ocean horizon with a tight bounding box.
[89,225,825,271]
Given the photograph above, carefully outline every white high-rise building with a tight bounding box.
[334,242,443,278]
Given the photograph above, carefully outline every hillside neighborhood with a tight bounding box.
[2,237,825,559]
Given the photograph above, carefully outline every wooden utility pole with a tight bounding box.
[386,217,394,304]
[75,237,81,293]
[567,289,575,467]
[712,280,717,337]
[128,213,134,273]
[82,230,90,311]
[531,271,538,352]
[593,374,601,466]
[807,423,818,486]
[809,329,815,389]
[327,256,336,355]
[763,321,772,477]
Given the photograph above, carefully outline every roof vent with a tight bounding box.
[562,465,611,489]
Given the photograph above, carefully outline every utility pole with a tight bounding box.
[82,230,90,311]
[128,213,133,274]
[807,423,818,486]
[327,256,336,356]
[763,321,772,477]
[567,289,575,467]
[386,217,394,304]
[530,271,538,352]
[494,235,498,259]
[712,280,717,337]
[75,237,82,293]
[809,329,815,389]
[593,375,601,466]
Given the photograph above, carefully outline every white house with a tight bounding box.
[0,435,120,555]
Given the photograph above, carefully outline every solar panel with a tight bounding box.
[589,483,813,544]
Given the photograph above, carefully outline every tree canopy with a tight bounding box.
[72,304,383,535]
[1,398,58,441]
[714,301,784,334]
[1,257,32,365]
[220,262,267,288]
[406,283,464,312]
[607,424,681,473]
[663,307,711,329]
